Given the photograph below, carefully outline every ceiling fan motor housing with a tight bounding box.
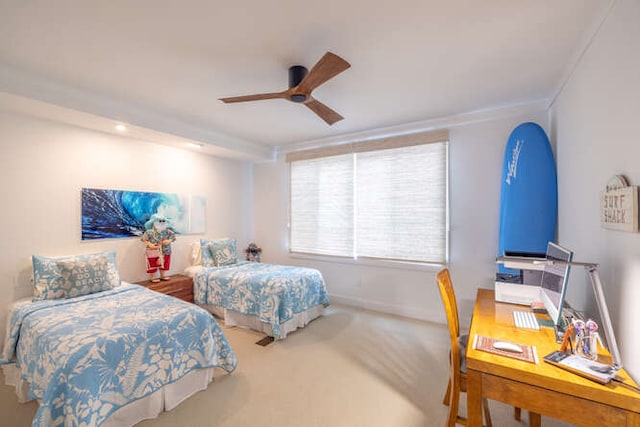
[289,65,308,102]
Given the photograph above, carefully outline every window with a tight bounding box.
[290,153,354,257]
[288,129,448,264]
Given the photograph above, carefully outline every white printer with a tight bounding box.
[494,253,546,306]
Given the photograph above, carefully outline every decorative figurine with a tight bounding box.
[244,243,262,262]
[141,213,176,282]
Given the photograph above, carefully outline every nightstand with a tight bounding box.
[136,274,194,303]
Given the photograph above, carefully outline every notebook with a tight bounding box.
[543,351,618,384]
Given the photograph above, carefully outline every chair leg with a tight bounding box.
[443,379,452,406]
[514,407,521,420]
[482,398,492,427]
[444,385,459,427]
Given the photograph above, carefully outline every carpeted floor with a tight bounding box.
[0,304,576,426]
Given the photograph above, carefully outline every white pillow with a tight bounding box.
[190,241,202,266]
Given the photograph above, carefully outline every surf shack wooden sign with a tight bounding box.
[600,175,638,232]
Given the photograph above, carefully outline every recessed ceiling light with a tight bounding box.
[187,142,203,148]
[115,124,127,132]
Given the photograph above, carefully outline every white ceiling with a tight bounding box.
[0,0,612,160]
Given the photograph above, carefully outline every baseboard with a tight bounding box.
[328,293,444,324]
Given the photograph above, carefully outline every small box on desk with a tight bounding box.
[530,301,547,314]
[494,281,541,306]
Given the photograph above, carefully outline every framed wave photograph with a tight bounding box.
[81,188,206,240]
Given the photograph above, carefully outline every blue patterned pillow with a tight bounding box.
[209,238,238,266]
[32,251,120,301]
[201,238,237,267]
[200,239,216,267]
[56,257,120,298]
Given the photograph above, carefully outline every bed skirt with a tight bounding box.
[2,364,214,426]
[200,304,325,339]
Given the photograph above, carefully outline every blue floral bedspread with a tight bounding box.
[0,283,237,427]
[193,261,330,338]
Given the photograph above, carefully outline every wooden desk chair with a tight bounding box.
[436,269,524,427]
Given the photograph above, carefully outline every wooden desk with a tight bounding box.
[466,288,640,427]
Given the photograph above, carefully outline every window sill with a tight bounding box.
[288,252,445,272]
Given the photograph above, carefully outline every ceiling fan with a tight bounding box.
[219,52,350,125]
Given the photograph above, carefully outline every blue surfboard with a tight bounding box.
[498,122,557,274]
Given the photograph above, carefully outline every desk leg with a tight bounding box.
[467,369,483,427]
[529,411,541,427]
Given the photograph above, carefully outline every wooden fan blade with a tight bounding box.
[219,91,286,103]
[296,52,350,94]
[304,98,344,125]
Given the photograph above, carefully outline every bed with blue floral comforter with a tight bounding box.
[0,283,237,427]
[193,261,330,339]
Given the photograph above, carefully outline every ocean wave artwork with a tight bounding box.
[81,188,206,240]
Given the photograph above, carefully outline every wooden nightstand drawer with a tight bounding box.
[136,274,194,303]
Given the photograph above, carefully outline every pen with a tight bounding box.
[612,377,640,394]
[583,319,598,357]
[573,319,585,337]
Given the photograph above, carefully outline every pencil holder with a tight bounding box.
[574,333,598,361]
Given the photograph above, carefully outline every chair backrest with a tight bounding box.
[436,268,461,375]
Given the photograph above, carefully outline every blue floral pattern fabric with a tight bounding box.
[200,238,217,267]
[193,261,330,338]
[55,256,120,298]
[200,238,237,267]
[1,284,237,427]
[208,240,238,266]
[32,251,120,301]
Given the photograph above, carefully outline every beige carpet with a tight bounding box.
[0,304,575,426]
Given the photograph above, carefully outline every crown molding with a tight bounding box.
[0,63,274,162]
[278,99,549,156]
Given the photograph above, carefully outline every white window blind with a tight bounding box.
[355,143,447,263]
[290,154,354,257]
[288,129,448,264]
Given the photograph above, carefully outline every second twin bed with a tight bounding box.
[186,239,330,339]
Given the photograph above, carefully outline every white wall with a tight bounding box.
[550,0,640,380]
[0,109,253,343]
[254,108,549,327]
